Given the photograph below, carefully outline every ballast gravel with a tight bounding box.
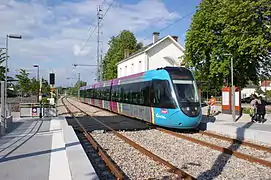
[120,130,271,180]
[63,98,271,179]
[91,132,177,180]
[183,133,271,160]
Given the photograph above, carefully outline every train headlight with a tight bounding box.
[181,105,200,117]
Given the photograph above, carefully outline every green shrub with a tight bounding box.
[242,107,250,114]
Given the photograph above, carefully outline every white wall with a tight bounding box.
[241,88,256,98]
[261,86,271,92]
[148,38,184,70]
[117,53,146,78]
[117,37,185,78]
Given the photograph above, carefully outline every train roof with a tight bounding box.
[80,67,192,89]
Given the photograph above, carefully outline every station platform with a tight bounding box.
[0,116,99,180]
[200,106,271,145]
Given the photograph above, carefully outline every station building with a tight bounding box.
[116,32,185,78]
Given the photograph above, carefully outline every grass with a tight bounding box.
[242,107,271,114]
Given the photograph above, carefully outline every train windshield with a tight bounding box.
[173,80,199,104]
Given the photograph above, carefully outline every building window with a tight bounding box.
[131,63,134,74]
[125,66,127,75]
[119,68,122,76]
[138,61,141,72]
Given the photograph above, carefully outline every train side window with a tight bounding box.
[120,86,124,103]
[151,80,176,108]
[93,89,97,99]
[131,83,139,104]
[138,81,150,106]
[97,88,100,99]
[80,90,83,98]
[117,86,120,102]
[124,85,129,103]
[111,86,115,101]
[90,89,93,98]
[89,89,94,98]
[107,86,111,101]
[102,87,105,100]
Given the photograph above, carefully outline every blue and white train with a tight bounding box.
[79,67,202,129]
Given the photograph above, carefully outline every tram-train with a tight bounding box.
[79,67,202,129]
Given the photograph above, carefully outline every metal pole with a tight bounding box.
[4,35,8,125]
[37,66,39,103]
[39,69,42,118]
[97,5,100,82]
[78,73,80,100]
[231,56,235,121]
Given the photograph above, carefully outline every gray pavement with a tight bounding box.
[0,116,99,180]
[0,118,52,180]
[200,106,271,145]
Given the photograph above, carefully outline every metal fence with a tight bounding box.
[20,103,56,117]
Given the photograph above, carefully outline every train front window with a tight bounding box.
[173,80,199,103]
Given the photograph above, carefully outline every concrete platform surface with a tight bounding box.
[200,106,271,145]
[0,117,99,180]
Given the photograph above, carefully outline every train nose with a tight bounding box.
[169,110,202,128]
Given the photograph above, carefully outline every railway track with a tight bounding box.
[73,97,271,168]
[157,128,271,168]
[61,97,195,180]
[63,97,271,179]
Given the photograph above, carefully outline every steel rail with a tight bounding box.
[66,98,195,180]
[157,127,271,168]
[73,98,271,167]
[199,131,271,153]
[61,98,125,179]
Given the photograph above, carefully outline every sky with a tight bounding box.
[0,0,201,87]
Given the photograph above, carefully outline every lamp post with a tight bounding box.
[5,34,22,120]
[224,54,235,121]
[33,64,42,118]
[33,65,40,103]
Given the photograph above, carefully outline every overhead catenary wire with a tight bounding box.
[141,11,195,44]
[73,0,115,61]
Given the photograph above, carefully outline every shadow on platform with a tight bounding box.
[66,114,153,132]
[0,141,80,163]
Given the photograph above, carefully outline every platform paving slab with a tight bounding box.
[0,117,72,180]
[200,106,271,145]
[60,115,99,180]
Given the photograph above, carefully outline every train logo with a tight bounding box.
[160,109,168,114]
[156,113,166,119]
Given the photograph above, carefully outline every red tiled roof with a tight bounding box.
[261,80,271,87]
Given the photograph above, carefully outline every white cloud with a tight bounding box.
[0,0,180,86]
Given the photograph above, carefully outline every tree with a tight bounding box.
[67,80,87,96]
[184,0,271,89]
[41,78,50,95]
[102,30,143,80]
[30,77,39,96]
[265,90,271,99]
[15,69,31,95]
[256,85,264,95]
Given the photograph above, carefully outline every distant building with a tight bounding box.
[260,80,271,92]
[241,84,257,99]
[241,80,271,99]
[116,32,185,78]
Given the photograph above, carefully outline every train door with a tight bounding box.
[150,79,178,125]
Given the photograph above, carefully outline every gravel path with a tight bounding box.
[183,133,271,160]
[56,98,70,116]
[91,131,177,180]
[120,130,271,180]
